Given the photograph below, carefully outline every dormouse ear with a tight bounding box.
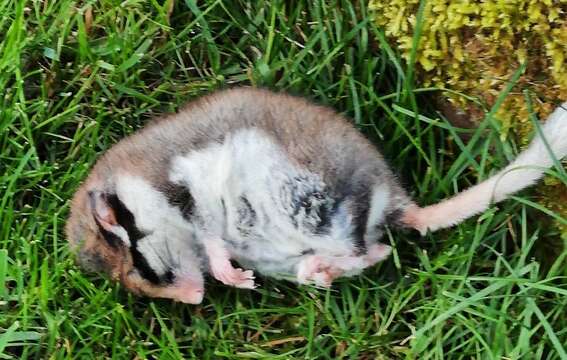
[88,191,131,247]
[88,191,118,231]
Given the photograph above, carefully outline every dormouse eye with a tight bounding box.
[129,244,162,285]
[163,269,175,284]
[128,238,178,286]
[97,226,123,249]
[128,259,176,286]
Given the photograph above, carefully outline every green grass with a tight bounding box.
[1,0,566,358]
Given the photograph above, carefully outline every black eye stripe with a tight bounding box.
[94,217,121,249]
[105,193,145,242]
[103,192,173,285]
[131,247,161,285]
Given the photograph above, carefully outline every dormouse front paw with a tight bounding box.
[210,260,256,289]
[204,239,256,289]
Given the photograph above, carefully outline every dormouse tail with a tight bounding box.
[403,102,567,234]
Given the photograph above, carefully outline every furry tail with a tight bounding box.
[402,102,567,234]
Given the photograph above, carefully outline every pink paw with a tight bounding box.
[211,261,256,289]
[297,256,343,287]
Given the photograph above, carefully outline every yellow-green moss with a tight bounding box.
[369,0,567,234]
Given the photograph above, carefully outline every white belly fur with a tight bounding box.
[169,129,358,278]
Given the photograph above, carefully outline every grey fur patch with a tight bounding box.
[278,174,335,235]
[159,182,196,221]
[235,195,256,236]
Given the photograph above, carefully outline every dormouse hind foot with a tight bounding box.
[296,255,345,287]
[296,243,392,286]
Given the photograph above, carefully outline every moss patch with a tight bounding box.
[370,0,567,235]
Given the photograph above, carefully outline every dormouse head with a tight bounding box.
[66,174,205,304]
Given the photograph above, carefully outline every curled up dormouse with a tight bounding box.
[66,88,567,304]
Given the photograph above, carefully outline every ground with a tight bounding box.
[1,1,566,359]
